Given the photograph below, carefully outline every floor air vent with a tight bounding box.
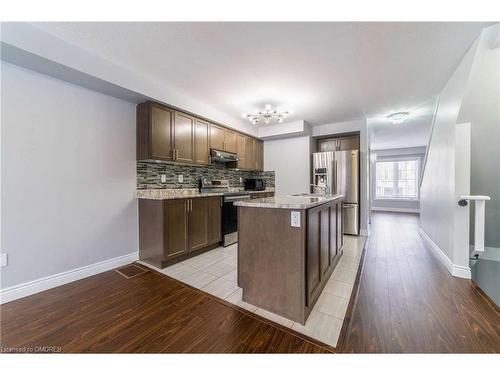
[115,264,148,279]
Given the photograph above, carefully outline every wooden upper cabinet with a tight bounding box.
[317,135,359,152]
[210,123,225,151]
[224,129,237,153]
[137,102,174,161]
[255,140,264,171]
[137,101,262,168]
[244,137,255,171]
[173,111,195,163]
[236,133,246,169]
[194,118,209,165]
[338,136,359,151]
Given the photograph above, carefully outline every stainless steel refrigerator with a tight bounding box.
[312,150,359,235]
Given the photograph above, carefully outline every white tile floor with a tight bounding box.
[138,235,366,348]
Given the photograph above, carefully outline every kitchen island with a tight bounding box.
[234,194,344,324]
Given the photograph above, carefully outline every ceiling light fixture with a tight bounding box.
[244,104,289,125]
[388,111,410,125]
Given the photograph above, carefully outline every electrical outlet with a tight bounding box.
[239,177,243,183]
[290,211,301,227]
[160,174,167,183]
[178,174,183,183]
[0,253,7,267]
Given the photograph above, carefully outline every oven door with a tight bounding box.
[222,194,250,246]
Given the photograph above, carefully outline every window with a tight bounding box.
[375,159,419,199]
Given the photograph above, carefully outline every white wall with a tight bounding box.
[312,119,370,235]
[457,24,500,250]
[1,62,138,288]
[370,147,426,213]
[264,136,312,196]
[419,37,479,277]
[1,23,257,137]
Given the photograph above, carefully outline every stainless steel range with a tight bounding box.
[200,179,251,247]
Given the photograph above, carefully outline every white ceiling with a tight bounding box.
[31,22,489,149]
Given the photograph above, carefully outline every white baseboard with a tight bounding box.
[371,206,420,213]
[0,251,139,304]
[418,228,471,279]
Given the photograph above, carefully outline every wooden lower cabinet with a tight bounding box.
[139,196,222,268]
[189,197,209,251]
[306,201,343,306]
[164,199,190,258]
[207,196,222,243]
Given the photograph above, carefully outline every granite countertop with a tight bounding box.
[136,188,275,200]
[233,194,344,209]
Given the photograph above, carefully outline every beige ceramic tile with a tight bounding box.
[160,264,198,280]
[201,261,236,277]
[323,279,354,299]
[221,255,238,267]
[221,270,238,282]
[292,310,343,347]
[201,278,239,299]
[180,254,218,270]
[225,288,258,313]
[331,265,357,285]
[179,270,218,289]
[203,250,233,262]
[313,292,349,319]
[254,308,294,328]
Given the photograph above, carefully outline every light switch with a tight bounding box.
[0,253,7,267]
[160,174,167,183]
[178,175,183,183]
[291,211,301,227]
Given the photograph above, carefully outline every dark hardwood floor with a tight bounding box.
[1,212,499,353]
[0,267,328,353]
[340,212,500,353]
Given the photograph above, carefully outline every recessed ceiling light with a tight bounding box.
[388,111,410,125]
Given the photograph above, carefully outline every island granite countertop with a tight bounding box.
[136,188,275,200]
[233,193,344,209]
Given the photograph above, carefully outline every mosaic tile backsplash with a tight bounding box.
[137,161,275,190]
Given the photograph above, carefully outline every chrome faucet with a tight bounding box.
[310,183,329,195]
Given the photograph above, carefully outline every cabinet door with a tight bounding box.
[318,139,337,152]
[338,136,359,151]
[210,123,225,151]
[320,206,330,277]
[164,199,189,258]
[150,104,174,160]
[337,203,343,252]
[244,137,255,170]
[224,129,237,153]
[329,204,338,261]
[174,111,195,163]
[236,133,246,169]
[194,118,209,165]
[255,139,264,171]
[306,207,322,305]
[189,198,209,251]
[207,196,222,244]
